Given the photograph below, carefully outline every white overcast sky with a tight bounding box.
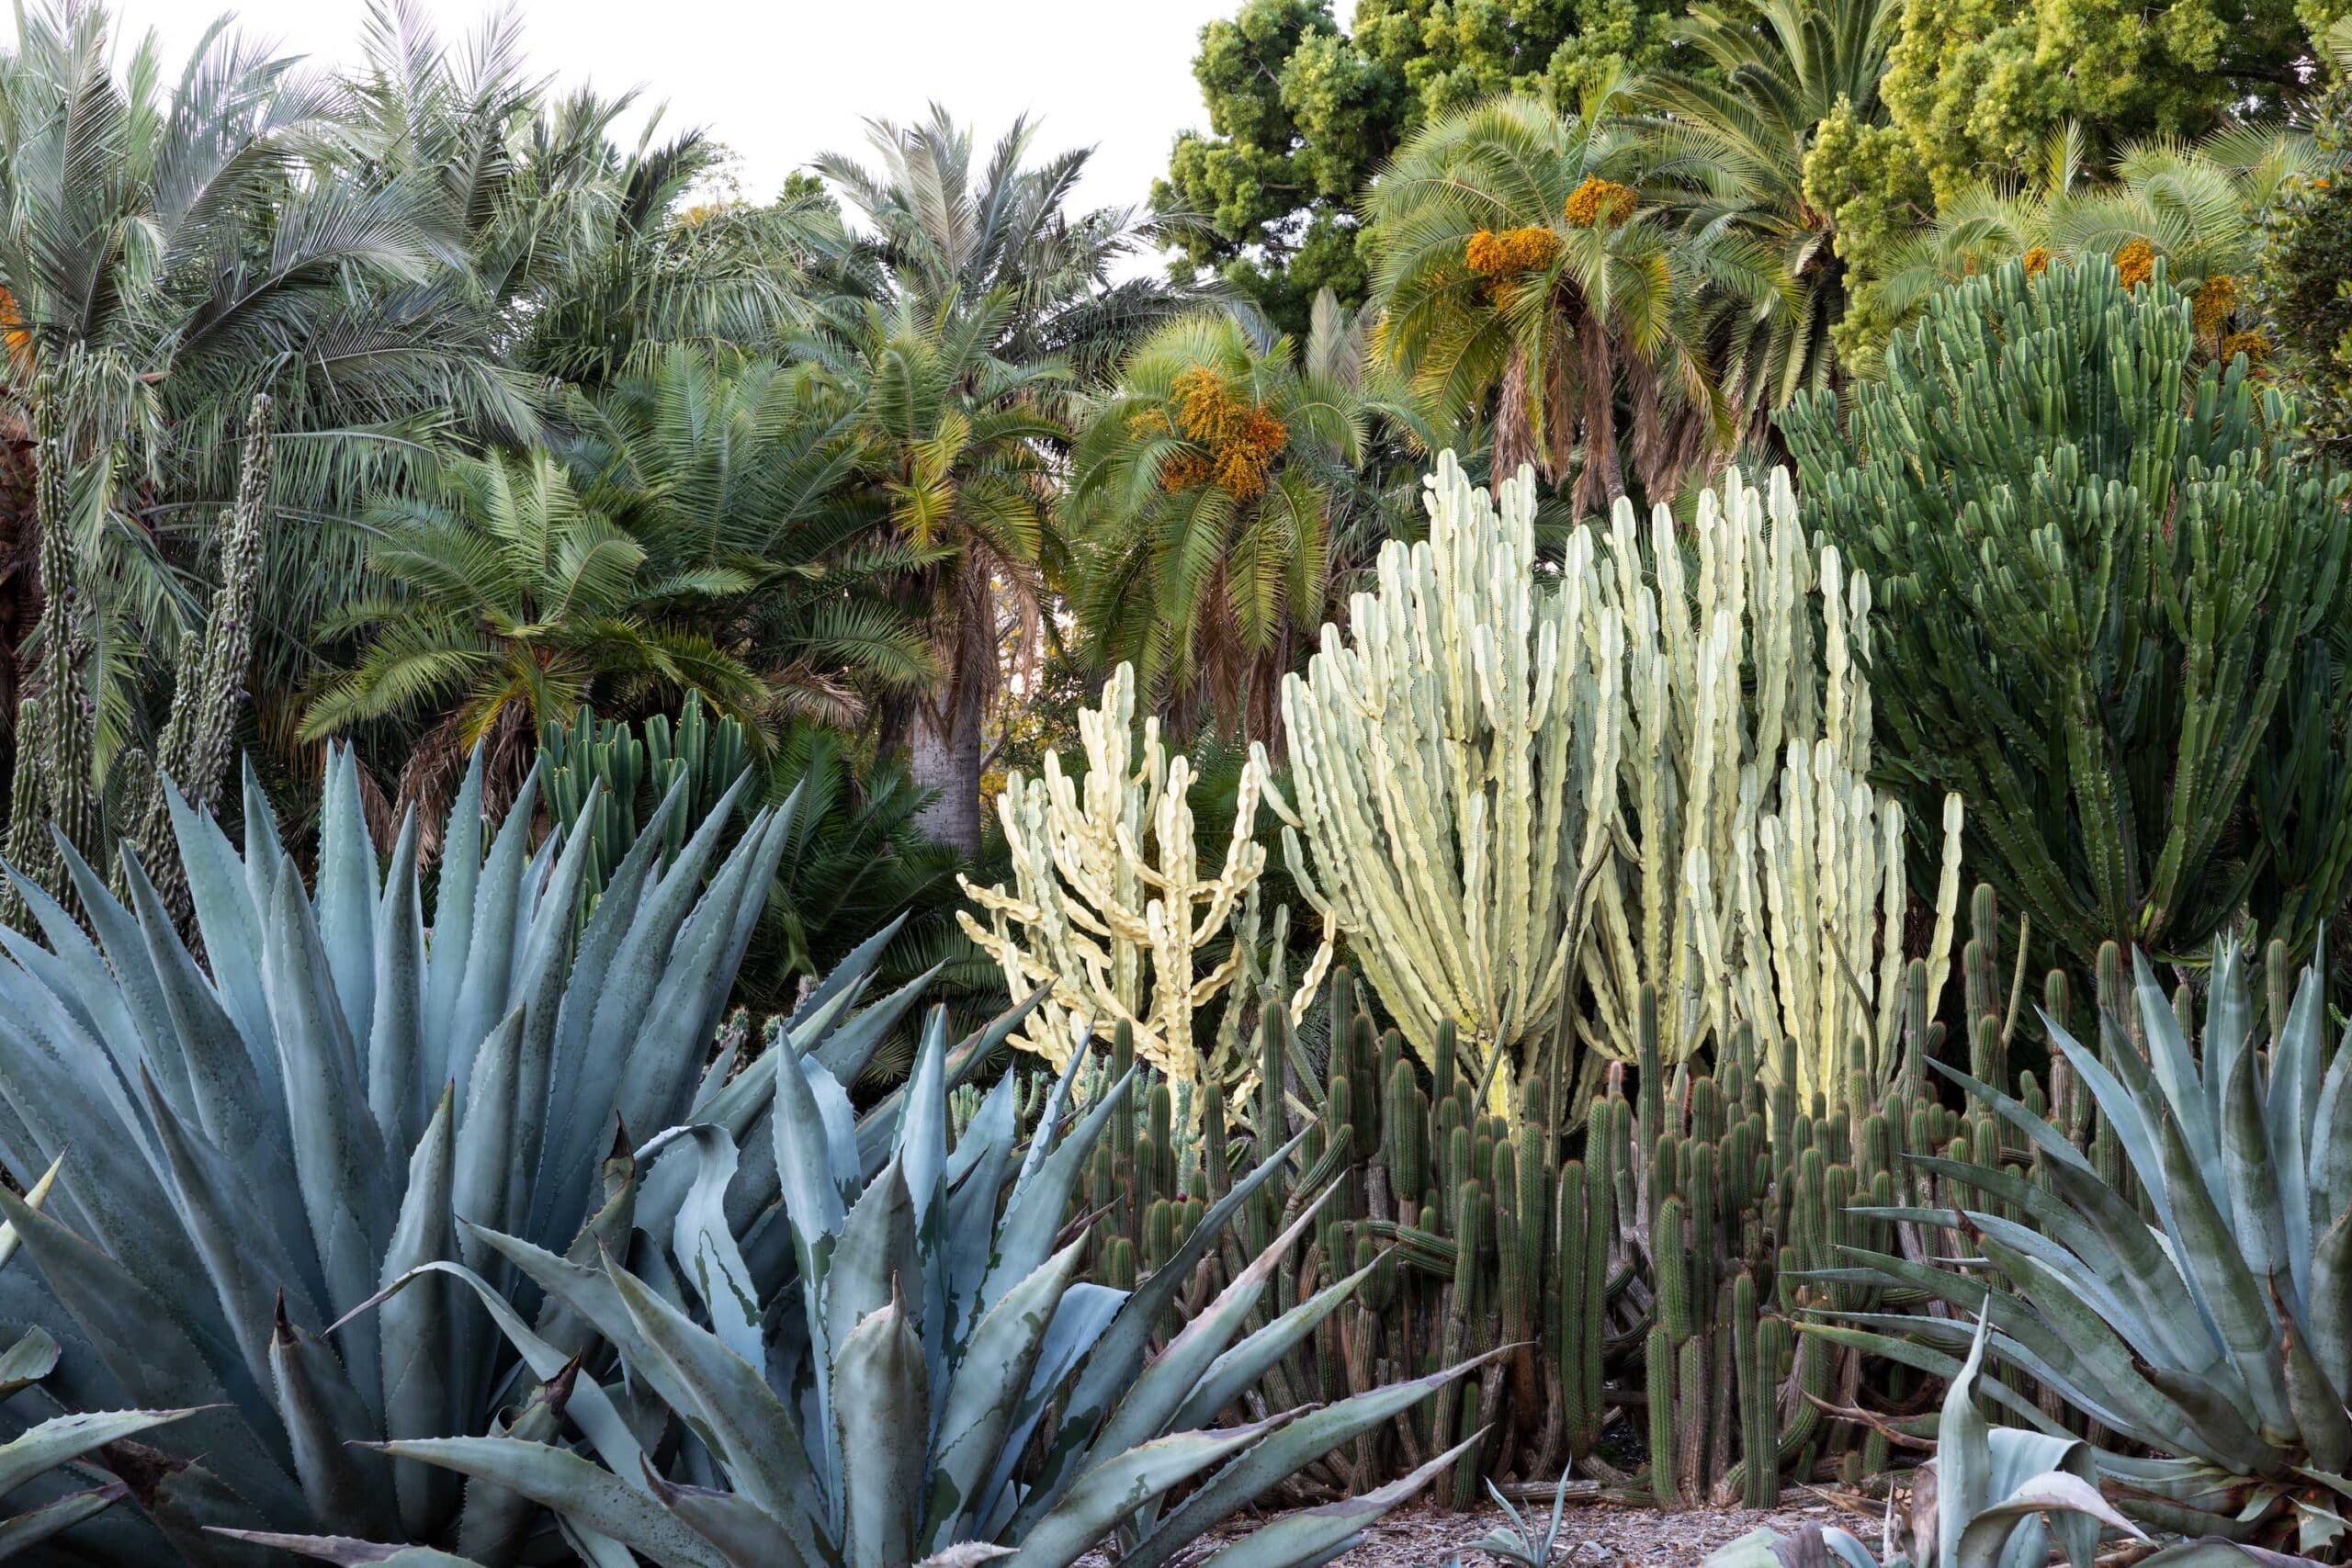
[111,0,1237,222]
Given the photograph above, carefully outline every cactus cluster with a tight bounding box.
[538,692,752,908]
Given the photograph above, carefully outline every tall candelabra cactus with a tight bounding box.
[959,661,1298,1102]
[1260,452,1624,1112]
[1580,464,1963,1102]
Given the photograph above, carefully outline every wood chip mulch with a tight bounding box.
[1118,1490,1885,1567]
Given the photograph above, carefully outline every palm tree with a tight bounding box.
[1366,87,1735,514]
[1858,123,2325,337]
[797,290,1064,855]
[1638,0,1896,435]
[815,105,1196,387]
[1065,291,1430,741]
[300,447,767,803]
[0,0,535,876]
[339,1,856,389]
[809,108,1180,852]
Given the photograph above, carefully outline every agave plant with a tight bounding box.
[1707,1316,2143,1567]
[0,1155,213,1558]
[282,1009,1495,1568]
[0,742,941,1562]
[1824,942,2352,1555]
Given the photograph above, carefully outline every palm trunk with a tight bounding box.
[910,556,995,858]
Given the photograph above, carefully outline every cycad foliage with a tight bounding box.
[1065,294,1429,738]
[1639,0,1896,432]
[1367,87,1734,514]
[562,344,936,726]
[300,447,768,798]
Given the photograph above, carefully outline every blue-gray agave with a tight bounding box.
[1704,1317,2143,1568]
[313,1012,1492,1568]
[1823,942,2352,1554]
[0,743,919,1562]
[0,1156,207,1558]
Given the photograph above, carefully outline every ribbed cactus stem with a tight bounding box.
[1648,1322,1679,1507]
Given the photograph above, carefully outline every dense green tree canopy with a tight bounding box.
[1155,0,1690,330]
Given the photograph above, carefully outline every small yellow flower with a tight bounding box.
[1565,175,1638,230]
[2116,238,2156,290]
[2023,246,2052,279]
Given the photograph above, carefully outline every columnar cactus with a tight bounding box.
[1261,452,1624,1111]
[961,661,1294,1102]
[1580,462,1964,1100]
[4,388,274,931]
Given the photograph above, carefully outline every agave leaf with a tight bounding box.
[2136,1543,2336,1566]
[375,1437,728,1568]
[365,811,427,1157]
[971,1284,1129,1534]
[2313,1030,2352,1233]
[2281,1315,2352,1476]
[2155,1110,2298,1445]
[1170,1260,1379,1436]
[206,1529,489,1565]
[2309,1210,2352,1400]
[814,965,937,1085]
[1076,1181,1338,1473]
[638,1126,763,1372]
[0,1406,199,1498]
[613,800,793,1147]
[0,1326,57,1399]
[443,763,540,1103]
[1953,1470,2143,1568]
[452,1010,526,1272]
[260,858,392,1393]
[1939,1315,1995,1568]
[2221,1043,2290,1301]
[0,1187,305,1520]
[2267,971,2324,1305]
[120,850,294,1230]
[606,1256,831,1551]
[164,781,273,1074]
[828,1161,918,1365]
[1122,1348,1509,1568]
[353,1258,648,1485]
[56,841,202,1129]
[454,1354,580,1563]
[836,1291,926,1568]
[379,1089,459,1538]
[924,1241,1087,1552]
[270,1298,400,1542]
[141,1067,333,1398]
[1192,1426,1484,1568]
[977,1068,1134,1326]
[645,1471,820,1568]
[315,746,381,1049]
[997,1416,1287,1568]
[420,750,486,1066]
[2137,951,2224,1197]
[0,1482,132,1558]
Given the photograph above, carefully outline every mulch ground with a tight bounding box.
[1111,1488,1884,1566]
[1312,1492,1882,1566]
